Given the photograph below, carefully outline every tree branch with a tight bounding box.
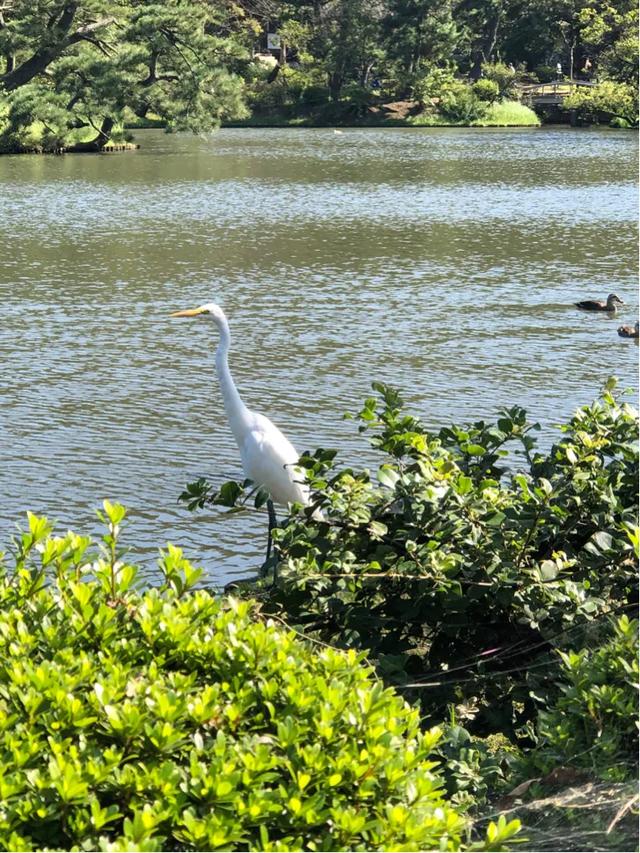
[0,7,116,91]
[67,17,116,49]
[139,51,179,86]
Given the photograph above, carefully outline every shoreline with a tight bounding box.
[0,117,634,156]
[0,140,140,156]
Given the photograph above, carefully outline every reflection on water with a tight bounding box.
[1,128,637,583]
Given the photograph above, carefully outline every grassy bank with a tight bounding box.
[473,100,542,126]
[0,99,544,152]
[223,99,541,129]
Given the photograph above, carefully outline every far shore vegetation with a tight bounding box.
[0,0,637,154]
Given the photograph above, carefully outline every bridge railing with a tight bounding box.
[518,80,596,103]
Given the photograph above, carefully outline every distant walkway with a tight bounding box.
[519,80,595,108]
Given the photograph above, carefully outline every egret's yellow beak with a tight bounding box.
[170,307,206,318]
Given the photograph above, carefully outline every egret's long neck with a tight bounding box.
[213,315,251,443]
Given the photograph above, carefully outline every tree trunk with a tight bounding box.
[469,7,501,81]
[328,72,343,102]
[73,116,115,151]
[360,60,374,88]
[410,19,423,77]
[266,62,281,84]
[569,41,574,81]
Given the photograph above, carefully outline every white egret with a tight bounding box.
[170,303,310,560]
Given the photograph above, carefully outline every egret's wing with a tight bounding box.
[240,414,309,506]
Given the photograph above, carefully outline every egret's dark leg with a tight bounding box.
[264,498,278,574]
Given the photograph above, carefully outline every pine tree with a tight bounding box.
[0,0,251,151]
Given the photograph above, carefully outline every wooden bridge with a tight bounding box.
[519,80,595,107]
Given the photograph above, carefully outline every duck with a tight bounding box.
[617,320,639,339]
[575,293,625,312]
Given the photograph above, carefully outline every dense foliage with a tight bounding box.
[564,80,638,126]
[0,502,522,852]
[1,0,637,146]
[0,0,251,151]
[191,380,638,750]
[533,613,639,779]
[493,612,639,851]
[237,0,637,125]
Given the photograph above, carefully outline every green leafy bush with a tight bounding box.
[0,503,521,852]
[533,65,558,83]
[300,84,332,109]
[480,63,517,99]
[436,725,520,809]
[247,68,331,118]
[472,102,540,127]
[247,78,292,114]
[564,80,639,126]
[247,380,639,739]
[472,79,500,103]
[338,83,378,117]
[532,614,639,779]
[438,81,489,123]
[411,66,457,107]
[408,71,492,123]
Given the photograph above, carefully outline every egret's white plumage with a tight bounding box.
[171,303,309,508]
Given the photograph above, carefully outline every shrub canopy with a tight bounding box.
[245,380,638,739]
[0,504,520,851]
[535,614,639,779]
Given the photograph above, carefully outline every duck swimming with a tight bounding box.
[575,293,625,312]
[617,320,639,339]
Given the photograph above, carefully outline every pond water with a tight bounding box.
[1,127,637,584]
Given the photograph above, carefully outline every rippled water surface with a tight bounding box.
[1,127,637,582]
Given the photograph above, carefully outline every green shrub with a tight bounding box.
[410,70,495,123]
[247,67,331,116]
[480,63,517,99]
[300,84,331,109]
[345,82,377,104]
[472,101,540,127]
[0,503,520,852]
[472,79,500,103]
[407,112,450,126]
[532,614,639,779]
[411,67,457,107]
[438,81,488,123]
[234,380,637,739]
[564,81,639,126]
[610,116,631,128]
[533,65,558,83]
[436,724,520,809]
[247,79,292,113]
